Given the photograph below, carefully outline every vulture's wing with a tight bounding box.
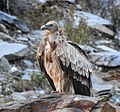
[57,41,92,96]
[37,43,56,91]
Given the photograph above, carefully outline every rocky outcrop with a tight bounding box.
[89,52,120,67]
[0,94,116,112]
[0,11,30,33]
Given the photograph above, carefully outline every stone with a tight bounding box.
[96,45,119,52]
[0,23,9,34]
[22,73,31,81]
[9,67,22,76]
[0,57,11,73]
[0,42,29,60]
[17,37,29,42]
[11,91,42,101]
[62,0,75,4]
[103,69,120,82]
[92,84,113,96]
[22,60,33,68]
[89,52,120,67]
[0,32,13,41]
[115,32,120,42]
[110,87,120,106]
[91,72,114,96]
[11,92,27,101]
[92,23,115,36]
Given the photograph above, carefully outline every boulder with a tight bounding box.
[0,57,11,73]
[73,11,114,36]
[0,42,29,60]
[0,32,13,41]
[89,52,120,67]
[0,11,30,33]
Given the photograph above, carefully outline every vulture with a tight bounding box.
[37,21,92,96]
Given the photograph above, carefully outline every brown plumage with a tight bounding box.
[37,21,92,96]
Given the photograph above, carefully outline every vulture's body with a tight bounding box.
[37,21,92,96]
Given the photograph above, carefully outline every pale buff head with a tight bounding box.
[41,21,59,33]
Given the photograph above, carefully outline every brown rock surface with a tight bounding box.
[0,94,116,112]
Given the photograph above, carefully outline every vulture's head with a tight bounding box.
[41,21,59,33]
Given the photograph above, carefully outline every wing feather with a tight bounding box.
[56,41,92,96]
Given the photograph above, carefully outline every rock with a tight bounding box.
[11,91,42,101]
[89,52,120,67]
[116,0,120,5]
[75,4,82,11]
[11,92,27,101]
[9,67,22,76]
[92,23,115,36]
[74,11,112,27]
[79,45,95,53]
[0,74,5,81]
[92,84,113,96]
[23,69,40,76]
[0,94,116,112]
[0,23,9,34]
[35,89,45,95]
[96,45,119,52]
[0,42,29,60]
[17,37,29,42]
[103,69,120,82]
[22,60,33,68]
[91,72,114,96]
[110,87,120,106]
[0,57,11,73]
[62,0,75,4]
[22,69,41,81]
[95,40,112,45]
[0,32,13,41]
[35,0,48,5]
[0,11,30,33]
[115,32,120,42]
[22,73,31,81]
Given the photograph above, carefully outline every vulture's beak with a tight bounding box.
[41,25,48,30]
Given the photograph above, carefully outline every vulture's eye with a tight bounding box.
[49,24,53,26]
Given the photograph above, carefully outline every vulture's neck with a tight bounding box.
[43,31,57,62]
